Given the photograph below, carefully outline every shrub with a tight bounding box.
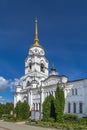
[15,101,30,120]
[55,83,65,122]
[42,95,55,121]
[78,118,87,125]
[64,113,78,121]
[47,118,55,122]
[42,83,65,122]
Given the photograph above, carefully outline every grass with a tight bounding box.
[1,114,87,130]
[26,119,87,130]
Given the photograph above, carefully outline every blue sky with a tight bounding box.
[0,0,87,103]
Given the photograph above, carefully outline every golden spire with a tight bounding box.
[33,17,40,47]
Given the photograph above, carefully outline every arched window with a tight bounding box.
[75,88,77,95]
[23,96,28,102]
[29,63,32,70]
[33,103,35,110]
[40,63,44,72]
[73,102,76,113]
[79,102,83,113]
[68,103,71,113]
[36,103,38,111]
[27,81,30,86]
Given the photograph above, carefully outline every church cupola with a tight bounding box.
[50,63,57,75]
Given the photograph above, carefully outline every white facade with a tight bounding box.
[14,19,87,118]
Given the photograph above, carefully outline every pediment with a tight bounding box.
[43,75,61,86]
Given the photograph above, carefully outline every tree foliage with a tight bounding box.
[0,102,14,118]
[43,95,55,121]
[15,101,22,119]
[15,101,30,120]
[21,101,30,119]
[0,103,4,118]
[42,83,65,122]
[4,102,14,114]
[55,83,65,122]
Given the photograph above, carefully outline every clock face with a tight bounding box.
[34,48,39,54]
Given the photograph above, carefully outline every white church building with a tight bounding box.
[14,18,87,119]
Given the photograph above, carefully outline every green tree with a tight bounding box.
[43,95,55,121]
[15,101,30,120]
[4,102,14,114]
[0,103,4,118]
[15,101,22,119]
[55,83,65,122]
[21,101,30,119]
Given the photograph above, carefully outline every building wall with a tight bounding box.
[64,80,87,118]
[14,75,87,118]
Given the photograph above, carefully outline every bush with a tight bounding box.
[26,119,87,130]
[47,118,55,122]
[42,95,55,121]
[15,101,30,120]
[3,114,17,122]
[55,83,65,122]
[64,114,78,121]
[78,118,87,125]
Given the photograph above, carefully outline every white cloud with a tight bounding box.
[9,76,23,92]
[0,76,9,90]
[0,96,3,99]
[0,76,23,92]
[0,76,23,103]
[0,96,5,102]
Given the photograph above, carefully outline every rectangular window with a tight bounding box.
[73,103,76,113]
[68,103,71,113]
[72,89,74,95]
[75,88,77,95]
[79,103,83,113]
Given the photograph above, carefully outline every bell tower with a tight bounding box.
[24,18,49,88]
